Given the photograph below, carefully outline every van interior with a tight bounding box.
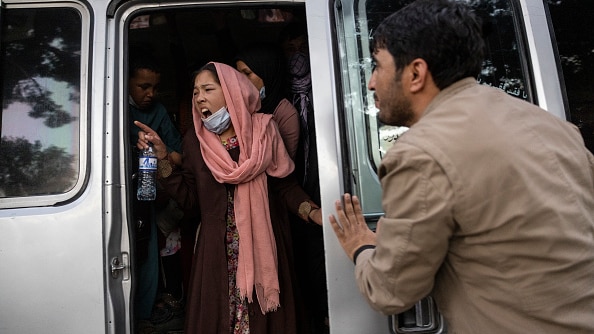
[125,4,330,333]
[127,5,309,136]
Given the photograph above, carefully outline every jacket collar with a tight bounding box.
[422,77,478,118]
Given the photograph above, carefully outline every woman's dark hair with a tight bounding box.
[191,62,219,85]
[279,21,307,44]
[235,43,286,114]
[372,0,485,89]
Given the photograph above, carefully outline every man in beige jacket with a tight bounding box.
[329,0,594,333]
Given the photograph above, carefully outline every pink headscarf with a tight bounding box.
[192,62,294,313]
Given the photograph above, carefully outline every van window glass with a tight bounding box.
[547,0,594,152]
[334,0,532,212]
[339,0,531,167]
[0,7,82,199]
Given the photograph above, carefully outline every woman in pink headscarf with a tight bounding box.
[135,62,313,334]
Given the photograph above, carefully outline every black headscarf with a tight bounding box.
[235,43,287,114]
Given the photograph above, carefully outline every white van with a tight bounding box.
[0,0,591,333]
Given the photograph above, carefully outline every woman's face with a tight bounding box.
[282,34,308,59]
[193,70,226,119]
[235,60,264,91]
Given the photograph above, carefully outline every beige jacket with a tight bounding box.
[355,78,594,333]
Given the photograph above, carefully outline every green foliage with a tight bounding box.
[0,137,77,197]
[1,7,81,128]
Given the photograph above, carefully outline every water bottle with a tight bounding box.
[137,145,157,201]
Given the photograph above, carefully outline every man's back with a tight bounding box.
[394,78,594,333]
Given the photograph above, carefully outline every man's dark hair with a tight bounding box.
[128,45,161,77]
[372,0,485,89]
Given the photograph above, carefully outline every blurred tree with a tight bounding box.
[1,7,81,128]
[0,7,81,197]
[0,137,76,196]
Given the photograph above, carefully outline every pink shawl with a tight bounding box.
[192,62,294,313]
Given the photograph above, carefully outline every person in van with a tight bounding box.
[280,21,318,191]
[235,43,300,159]
[127,48,185,331]
[279,22,329,334]
[235,43,327,333]
[329,0,594,333]
[134,62,319,334]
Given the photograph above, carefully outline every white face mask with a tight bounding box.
[202,106,231,135]
[128,95,141,109]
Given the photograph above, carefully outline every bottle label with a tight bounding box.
[138,156,158,171]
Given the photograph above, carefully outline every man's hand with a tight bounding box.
[329,193,376,261]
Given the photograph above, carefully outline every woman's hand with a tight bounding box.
[309,207,323,226]
[134,120,168,160]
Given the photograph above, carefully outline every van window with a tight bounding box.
[334,0,533,217]
[0,6,84,206]
[547,0,594,152]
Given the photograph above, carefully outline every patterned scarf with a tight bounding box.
[288,51,313,184]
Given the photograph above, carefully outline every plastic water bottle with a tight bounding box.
[137,145,157,201]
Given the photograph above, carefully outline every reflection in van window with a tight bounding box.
[363,0,531,163]
[334,0,532,217]
[0,8,81,198]
[548,0,594,152]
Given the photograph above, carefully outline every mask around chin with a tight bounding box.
[259,86,266,99]
[129,95,141,109]
[202,106,232,135]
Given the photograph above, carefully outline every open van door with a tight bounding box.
[311,0,566,333]
[309,0,450,331]
[305,0,390,332]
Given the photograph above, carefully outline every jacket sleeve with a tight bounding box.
[355,142,455,315]
[587,149,594,191]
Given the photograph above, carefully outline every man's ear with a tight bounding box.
[408,58,430,93]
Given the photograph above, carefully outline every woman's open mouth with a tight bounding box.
[201,108,212,118]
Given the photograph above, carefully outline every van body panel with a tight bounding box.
[0,196,107,333]
[307,1,388,333]
[519,0,565,118]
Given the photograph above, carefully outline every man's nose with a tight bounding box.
[368,71,376,91]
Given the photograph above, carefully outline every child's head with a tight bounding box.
[129,49,161,110]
